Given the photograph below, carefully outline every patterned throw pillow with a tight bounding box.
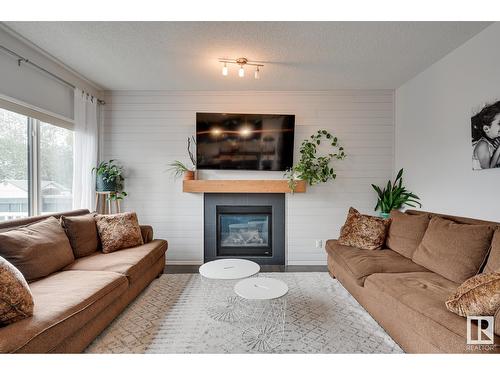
[95,212,144,253]
[445,272,500,317]
[0,256,34,326]
[338,207,391,250]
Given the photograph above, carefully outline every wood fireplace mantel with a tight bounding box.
[182,179,306,193]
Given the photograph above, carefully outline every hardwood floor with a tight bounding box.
[164,265,327,274]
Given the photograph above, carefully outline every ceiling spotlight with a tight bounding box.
[218,57,263,80]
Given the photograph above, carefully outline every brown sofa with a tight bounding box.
[0,209,168,353]
[326,209,500,353]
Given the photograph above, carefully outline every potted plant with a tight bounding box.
[371,168,421,218]
[92,160,128,200]
[285,129,346,191]
[168,136,197,180]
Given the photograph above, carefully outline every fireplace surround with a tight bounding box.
[204,193,285,265]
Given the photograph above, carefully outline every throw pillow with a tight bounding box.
[386,210,430,258]
[95,212,144,253]
[445,272,500,317]
[412,216,494,284]
[0,256,34,326]
[0,217,75,282]
[61,214,100,258]
[484,229,500,274]
[338,207,391,250]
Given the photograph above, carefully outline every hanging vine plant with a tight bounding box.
[285,129,346,191]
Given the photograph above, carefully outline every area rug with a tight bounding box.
[85,272,403,353]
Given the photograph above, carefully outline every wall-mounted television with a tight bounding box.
[196,112,295,171]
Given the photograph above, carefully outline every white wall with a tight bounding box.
[395,22,500,222]
[0,26,102,120]
[103,90,394,265]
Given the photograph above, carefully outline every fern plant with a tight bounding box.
[371,168,421,214]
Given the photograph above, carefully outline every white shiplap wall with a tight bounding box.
[103,90,394,265]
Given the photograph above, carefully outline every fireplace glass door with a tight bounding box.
[216,205,272,257]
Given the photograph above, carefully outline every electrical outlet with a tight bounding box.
[315,239,323,248]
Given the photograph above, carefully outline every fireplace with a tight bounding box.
[204,193,285,265]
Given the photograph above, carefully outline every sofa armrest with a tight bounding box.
[495,306,500,337]
[140,225,154,244]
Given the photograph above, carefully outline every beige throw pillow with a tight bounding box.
[445,272,500,317]
[95,212,144,253]
[338,207,391,250]
[0,256,34,326]
[412,216,494,284]
[0,217,75,282]
[386,210,430,258]
[61,214,100,258]
[484,229,500,274]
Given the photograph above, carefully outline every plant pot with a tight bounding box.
[183,170,195,181]
[96,175,117,192]
[379,212,390,219]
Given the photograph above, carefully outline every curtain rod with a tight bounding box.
[0,44,105,105]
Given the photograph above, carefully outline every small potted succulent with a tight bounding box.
[168,136,197,180]
[92,160,128,200]
[371,168,421,218]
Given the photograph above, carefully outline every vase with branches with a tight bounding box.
[168,136,197,180]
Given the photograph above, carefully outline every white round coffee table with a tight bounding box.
[234,277,288,352]
[199,259,260,322]
[199,259,260,280]
[234,277,288,300]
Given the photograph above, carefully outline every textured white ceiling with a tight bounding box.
[3,21,492,91]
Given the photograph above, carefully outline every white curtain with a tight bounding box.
[72,88,99,210]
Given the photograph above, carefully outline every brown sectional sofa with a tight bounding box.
[0,209,167,353]
[326,209,500,353]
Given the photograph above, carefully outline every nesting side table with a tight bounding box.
[199,259,260,322]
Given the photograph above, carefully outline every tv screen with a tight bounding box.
[196,113,295,171]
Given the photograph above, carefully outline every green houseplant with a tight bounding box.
[371,168,421,218]
[92,160,128,200]
[168,136,197,180]
[285,129,346,191]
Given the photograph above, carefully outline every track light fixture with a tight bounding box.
[219,57,263,79]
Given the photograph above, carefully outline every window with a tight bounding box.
[39,122,73,214]
[0,107,73,221]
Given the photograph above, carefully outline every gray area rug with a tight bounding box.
[86,272,403,353]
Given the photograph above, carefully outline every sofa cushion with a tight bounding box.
[412,216,494,284]
[484,229,500,274]
[445,272,500,317]
[338,207,391,250]
[364,272,472,352]
[95,212,144,253]
[0,217,75,282]
[61,214,100,258]
[0,270,128,353]
[325,239,427,286]
[64,239,167,283]
[0,257,34,326]
[386,210,430,258]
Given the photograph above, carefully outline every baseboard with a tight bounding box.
[286,260,328,266]
[167,260,327,266]
[167,260,204,265]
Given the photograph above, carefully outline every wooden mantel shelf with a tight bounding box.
[183,179,306,193]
